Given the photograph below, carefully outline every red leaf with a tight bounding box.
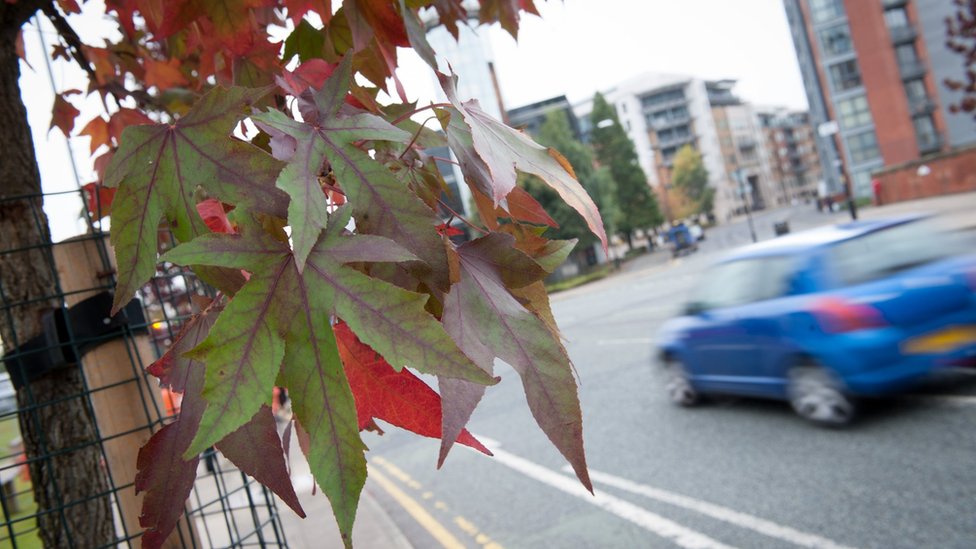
[15,29,30,69]
[277,59,336,96]
[334,322,492,459]
[137,304,220,548]
[436,223,464,237]
[81,183,117,219]
[215,406,306,518]
[143,57,189,90]
[196,199,235,234]
[506,186,558,227]
[283,0,331,24]
[108,108,154,142]
[50,90,82,136]
[80,116,111,154]
[56,0,81,13]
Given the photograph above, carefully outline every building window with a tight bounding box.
[883,8,910,30]
[819,25,852,57]
[809,0,845,23]
[904,78,927,102]
[828,60,862,92]
[846,130,879,164]
[895,43,919,66]
[913,115,939,151]
[836,95,872,130]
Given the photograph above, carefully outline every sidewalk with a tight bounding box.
[276,420,414,549]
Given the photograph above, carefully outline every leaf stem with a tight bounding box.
[437,198,487,236]
[398,116,438,160]
[392,102,452,126]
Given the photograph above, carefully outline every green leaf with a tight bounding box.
[283,19,326,63]
[163,212,495,538]
[254,60,452,291]
[438,72,608,251]
[104,86,288,313]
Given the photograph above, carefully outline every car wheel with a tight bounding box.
[787,365,855,426]
[663,358,698,406]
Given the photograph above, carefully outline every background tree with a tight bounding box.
[945,0,976,118]
[523,110,621,248]
[1,1,604,547]
[671,144,714,218]
[589,92,662,248]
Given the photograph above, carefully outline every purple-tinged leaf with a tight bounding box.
[438,72,607,251]
[216,405,306,518]
[104,86,289,313]
[441,234,591,492]
[252,59,451,291]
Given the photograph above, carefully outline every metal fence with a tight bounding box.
[0,189,289,548]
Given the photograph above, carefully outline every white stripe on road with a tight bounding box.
[486,445,734,549]
[577,467,857,549]
[596,338,656,346]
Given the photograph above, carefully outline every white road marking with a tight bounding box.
[596,338,656,346]
[905,394,976,406]
[485,445,734,549]
[575,468,857,549]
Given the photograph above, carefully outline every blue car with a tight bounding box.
[656,215,976,425]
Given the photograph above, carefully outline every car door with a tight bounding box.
[682,259,766,393]
[684,256,800,396]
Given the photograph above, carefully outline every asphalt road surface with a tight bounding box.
[361,204,976,549]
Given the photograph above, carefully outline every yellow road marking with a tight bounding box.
[369,466,466,549]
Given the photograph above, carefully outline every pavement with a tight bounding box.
[276,190,976,548]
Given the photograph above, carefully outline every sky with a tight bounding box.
[20,0,809,241]
[398,0,810,111]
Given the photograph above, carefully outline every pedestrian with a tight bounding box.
[872,178,882,206]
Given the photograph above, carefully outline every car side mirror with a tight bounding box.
[684,301,707,316]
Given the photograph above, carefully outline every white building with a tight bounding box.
[574,73,737,223]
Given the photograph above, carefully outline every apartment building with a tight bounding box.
[783,0,976,198]
[756,108,824,203]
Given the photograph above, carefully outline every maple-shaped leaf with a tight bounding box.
[81,183,116,220]
[480,0,539,38]
[104,86,289,313]
[138,300,304,548]
[215,405,305,519]
[441,233,591,491]
[144,57,190,90]
[80,116,111,154]
[162,208,494,542]
[438,73,607,251]
[50,90,82,136]
[137,302,218,548]
[335,322,491,457]
[253,59,450,290]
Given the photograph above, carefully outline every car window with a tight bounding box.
[694,256,797,310]
[828,219,958,286]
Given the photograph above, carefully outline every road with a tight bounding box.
[359,203,976,549]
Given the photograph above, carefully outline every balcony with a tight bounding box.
[656,133,695,149]
[650,114,692,130]
[882,0,907,7]
[737,138,758,151]
[899,60,927,80]
[888,25,917,44]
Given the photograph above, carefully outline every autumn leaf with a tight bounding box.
[50,90,82,136]
[438,72,607,251]
[252,59,451,291]
[81,183,116,219]
[441,233,591,491]
[80,116,111,154]
[335,322,491,458]
[104,86,289,313]
[161,208,494,542]
[138,301,304,548]
[144,57,190,90]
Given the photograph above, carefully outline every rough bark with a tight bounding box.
[1,4,115,547]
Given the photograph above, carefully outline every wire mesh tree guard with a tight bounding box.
[0,189,291,548]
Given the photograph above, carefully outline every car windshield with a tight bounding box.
[828,219,960,286]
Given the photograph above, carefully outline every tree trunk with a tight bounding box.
[1,6,115,547]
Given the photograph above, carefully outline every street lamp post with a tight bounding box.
[734,169,758,243]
